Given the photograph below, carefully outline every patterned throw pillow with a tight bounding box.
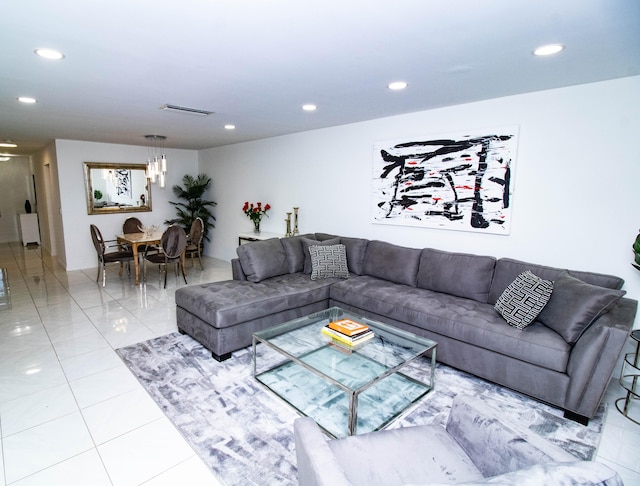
[495,271,554,330]
[309,244,349,280]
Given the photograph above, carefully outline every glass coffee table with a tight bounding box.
[252,307,436,438]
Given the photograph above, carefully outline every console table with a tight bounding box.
[616,330,640,424]
[238,231,283,246]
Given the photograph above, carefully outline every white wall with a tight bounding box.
[31,142,62,259]
[0,156,35,243]
[55,140,198,271]
[199,76,640,319]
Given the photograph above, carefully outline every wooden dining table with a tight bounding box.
[116,231,163,285]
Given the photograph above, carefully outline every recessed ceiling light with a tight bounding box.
[533,44,565,56]
[35,48,64,60]
[18,97,37,104]
[224,124,236,130]
[0,157,10,162]
[302,104,317,112]
[0,142,17,148]
[388,81,408,90]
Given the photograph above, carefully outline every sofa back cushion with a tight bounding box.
[488,258,624,305]
[236,238,289,282]
[362,240,421,286]
[314,232,339,241]
[537,271,626,344]
[417,249,496,303]
[339,237,369,275]
[280,233,315,273]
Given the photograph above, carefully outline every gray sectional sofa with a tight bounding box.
[175,233,637,423]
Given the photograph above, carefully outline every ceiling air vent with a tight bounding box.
[159,104,214,116]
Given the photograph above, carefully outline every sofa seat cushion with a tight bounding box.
[175,273,336,329]
[330,276,570,372]
[329,424,483,486]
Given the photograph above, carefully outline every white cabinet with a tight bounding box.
[19,213,40,246]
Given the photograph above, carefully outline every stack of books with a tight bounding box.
[321,318,374,348]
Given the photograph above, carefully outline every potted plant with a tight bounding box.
[633,230,640,270]
[165,174,217,240]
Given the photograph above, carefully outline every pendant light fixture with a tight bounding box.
[145,135,167,188]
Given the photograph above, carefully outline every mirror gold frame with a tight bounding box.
[84,162,152,215]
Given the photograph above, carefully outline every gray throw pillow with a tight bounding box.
[301,237,340,274]
[236,238,289,283]
[309,244,349,280]
[494,271,554,330]
[537,271,626,344]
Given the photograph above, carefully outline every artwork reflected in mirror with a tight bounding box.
[84,162,151,215]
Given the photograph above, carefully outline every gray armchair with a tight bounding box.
[294,395,622,486]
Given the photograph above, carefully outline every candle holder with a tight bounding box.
[285,212,292,237]
[293,207,299,236]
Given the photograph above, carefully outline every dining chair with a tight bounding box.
[185,217,204,269]
[143,225,188,288]
[123,217,143,234]
[122,216,151,254]
[89,224,134,287]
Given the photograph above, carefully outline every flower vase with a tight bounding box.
[253,219,261,233]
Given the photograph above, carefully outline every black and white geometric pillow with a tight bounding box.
[495,271,554,330]
[309,244,349,280]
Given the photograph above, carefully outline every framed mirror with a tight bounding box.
[84,162,152,215]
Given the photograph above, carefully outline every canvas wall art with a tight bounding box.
[372,126,519,235]
[115,169,132,198]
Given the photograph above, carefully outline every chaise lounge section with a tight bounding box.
[175,233,637,423]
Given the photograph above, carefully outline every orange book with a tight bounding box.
[328,318,369,337]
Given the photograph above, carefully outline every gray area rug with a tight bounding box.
[116,332,605,486]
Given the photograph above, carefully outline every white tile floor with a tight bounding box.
[1,242,640,485]
[0,242,229,485]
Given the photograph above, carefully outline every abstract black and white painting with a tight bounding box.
[115,169,132,198]
[372,126,519,235]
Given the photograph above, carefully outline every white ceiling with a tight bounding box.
[1,0,639,156]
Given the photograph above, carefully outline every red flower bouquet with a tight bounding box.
[243,201,271,232]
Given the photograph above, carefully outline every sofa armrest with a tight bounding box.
[231,258,247,281]
[294,417,352,486]
[564,297,637,417]
[446,396,575,478]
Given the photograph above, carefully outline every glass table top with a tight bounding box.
[253,307,437,437]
